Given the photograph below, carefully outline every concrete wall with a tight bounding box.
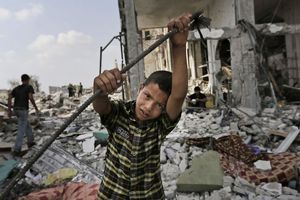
[206,0,235,28]
[134,0,211,29]
[123,0,145,99]
[254,0,280,23]
[280,0,300,87]
[142,28,171,78]
[203,0,235,104]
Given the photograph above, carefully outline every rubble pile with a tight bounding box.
[0,90,300,199]
[160,106,300,199]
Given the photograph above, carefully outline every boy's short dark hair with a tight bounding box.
[144,71,172,96]
[21,74,30,82]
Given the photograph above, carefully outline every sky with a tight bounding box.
[0,0,121,93]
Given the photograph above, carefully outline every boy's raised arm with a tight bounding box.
[166,13,191,120]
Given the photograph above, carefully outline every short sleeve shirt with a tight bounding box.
[98,100,181,200]
[11,84,34,110]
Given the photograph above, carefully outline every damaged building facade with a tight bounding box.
[119,0,300,113]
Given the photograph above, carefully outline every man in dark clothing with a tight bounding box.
[186,86,207,108]
[8,74,39,156]
[78,82,83,97]
[68,83,75,97]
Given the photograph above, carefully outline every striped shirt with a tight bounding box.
[98,100,180,199]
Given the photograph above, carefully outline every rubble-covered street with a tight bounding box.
[1,89,300,199]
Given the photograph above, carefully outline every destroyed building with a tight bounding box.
[1,0,300,199]
[119,0,300,113]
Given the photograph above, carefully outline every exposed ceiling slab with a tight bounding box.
[254,0,282,23]
[133,0,211,29]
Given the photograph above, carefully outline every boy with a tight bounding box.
[186,86,207,108]
[93,13,191,199]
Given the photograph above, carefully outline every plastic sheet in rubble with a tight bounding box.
[31,144,102,184]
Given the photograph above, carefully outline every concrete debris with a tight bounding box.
[24,170,42,185]
[75,132,93,141]
[0,89,300,199]
[274,126,300,153]
[254,160,272,171]
[257,182,282,197]
[82,137,95,153]
[0,142,14,152]
[176,151,224,192]
[234,176,256,194]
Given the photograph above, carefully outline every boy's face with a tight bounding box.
[135,83,168,122]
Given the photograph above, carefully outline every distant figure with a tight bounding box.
[8,74,39,156]
[186,86,207,108]
[78,82,83,97]
[68,83,75,97]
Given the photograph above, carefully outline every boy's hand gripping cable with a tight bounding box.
[0,11,210,199]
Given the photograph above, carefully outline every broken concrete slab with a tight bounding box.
[82,137,95,153]
[232,107,257,118]
[257,182,282,197]
[268,129,288,138]
[59,132,81,138]
[176,151,224,192]
[162,163,180,182]
[274,126,300,153]
[75,132,93,141]
[0,142,14,152]
[282,186,299,196]
[234,176,256,194]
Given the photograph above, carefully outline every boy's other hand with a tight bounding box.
[94,68,126,95]
[167,13,192,47]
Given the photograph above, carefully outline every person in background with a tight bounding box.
[78,82,83,97]
[68,83,75,97]
[93,13,191,199]
[186,86,207,108]
[8,74,39,156]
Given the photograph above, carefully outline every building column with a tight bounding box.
[123,0,145,99]
[231,0,261,113]
[207,40,222,104]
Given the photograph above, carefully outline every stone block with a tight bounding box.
[176,151,224,192]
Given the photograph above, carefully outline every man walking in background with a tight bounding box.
[78,82,83,97]
[8,74,39,156]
